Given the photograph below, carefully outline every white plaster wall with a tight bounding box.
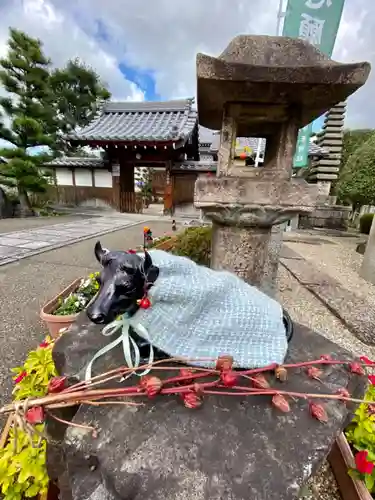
[94,169,112,188]
[75,169,92,187]
[55,168,73,186]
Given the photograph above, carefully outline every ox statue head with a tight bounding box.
[86,241,159,325]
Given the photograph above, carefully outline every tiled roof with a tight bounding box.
[68,99,197,144]
[46,157,105,168]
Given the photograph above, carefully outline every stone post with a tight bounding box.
[194,35,370,292]
[360,218,375,284]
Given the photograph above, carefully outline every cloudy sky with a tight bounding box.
[0,0,373,135]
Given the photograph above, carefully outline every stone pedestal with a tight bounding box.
[48,313,366,500]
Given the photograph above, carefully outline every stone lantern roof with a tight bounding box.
[197,35,370,137]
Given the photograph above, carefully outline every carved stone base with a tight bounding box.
[211,223,271,288]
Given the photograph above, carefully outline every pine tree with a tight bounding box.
[0,29,111,214]
[49,58,111,156]
[0,29,54,215]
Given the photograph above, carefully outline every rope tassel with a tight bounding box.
[85,314,154,382]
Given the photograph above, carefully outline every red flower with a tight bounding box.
[127,249,137,254]
[48,376,67,394]
[14,371,27,384]
[252,374,270,389]
[39,341,49,348]
[320,354,333,361]
[336,388,350,399]
[25,406,45,424]
[274,366,288,382]
[216,355,233,372]
[220,370,238,388]
[306,366,323,380]
[139,376,162,397]
[349,362,365,376]
[309,402,328,423]
[355,451,375,475]
[272,394,290,413]
[179,368,195,384]
[360,356,375,366]
[368,375,375,385]
[181,392,202,409]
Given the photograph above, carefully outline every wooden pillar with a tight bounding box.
[163,161,173,215]
[120,162,135,213]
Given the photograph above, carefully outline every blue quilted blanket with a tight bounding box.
[128,250,288,369]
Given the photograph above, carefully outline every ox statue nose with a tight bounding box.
[87,310,106,324]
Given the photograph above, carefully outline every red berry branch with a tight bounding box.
[2,354,374,438]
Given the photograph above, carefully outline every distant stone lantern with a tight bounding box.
[194,35,370,291]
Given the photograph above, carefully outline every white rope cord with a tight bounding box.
[85,314,154,382]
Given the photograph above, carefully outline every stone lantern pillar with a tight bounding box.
[194,35,370,291]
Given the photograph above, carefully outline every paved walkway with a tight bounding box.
[0,216,147,266]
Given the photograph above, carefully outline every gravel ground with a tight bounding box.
[286,235,375,305]
[277,233,375,500]
[0,220,173,427]
[277,265,346,500]
[0,214,92,234]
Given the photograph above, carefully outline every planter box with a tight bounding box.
[40,278,83,338]
[153,237,177,251]
[0,415,59,500]
[328,432,373,500]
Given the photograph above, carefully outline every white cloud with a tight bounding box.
[0,0,143,101]
[0,0,374,132]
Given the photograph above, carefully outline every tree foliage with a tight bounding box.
[341,129,374,171]
[337,133,375,208]
[0,28,111,214]
[49,58,110,155]
[0,29,54,213]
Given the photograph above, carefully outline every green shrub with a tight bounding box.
[346,382,375,492]
[172,226,212,266]
[360,213,374,234]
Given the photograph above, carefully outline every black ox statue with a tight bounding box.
[86,241,294,368]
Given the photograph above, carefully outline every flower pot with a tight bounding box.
[40,278,83,339]
[328,433,373,500]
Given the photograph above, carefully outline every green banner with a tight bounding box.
[282,0,346,167]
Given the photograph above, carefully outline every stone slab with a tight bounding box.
[307,282,375,345]
[280,246,304,260]
[280,257,330,286]
[0,245,28,258]
[0,217,147,267]
[0,237,34,246]
[281,247,375,345]
[49,313,366,500]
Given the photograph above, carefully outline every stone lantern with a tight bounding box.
[194,35,370,291]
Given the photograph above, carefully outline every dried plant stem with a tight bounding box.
[65,358,217,393]
[47,411,97,433]
[81,400,145,407]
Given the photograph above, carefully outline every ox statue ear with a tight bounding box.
[143,250,153,273]
[94,241,108,264]
[142,250,159,284]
